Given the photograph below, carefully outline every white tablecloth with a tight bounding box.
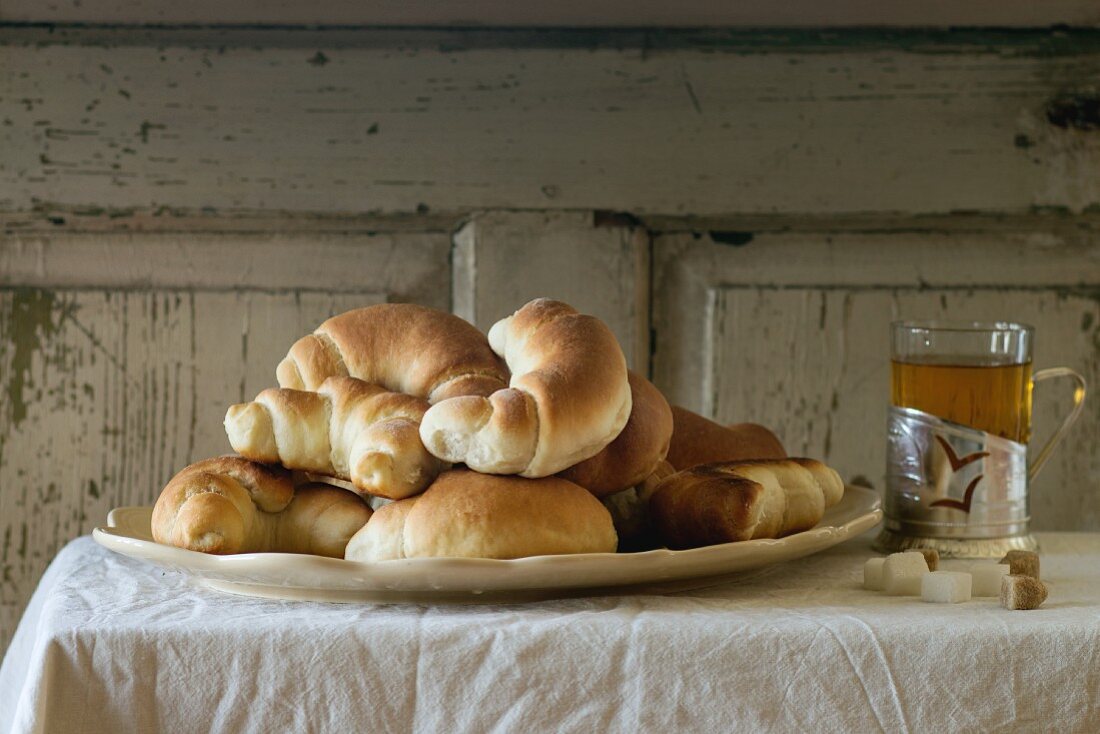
[3,532,1099,733]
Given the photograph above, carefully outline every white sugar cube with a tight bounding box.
[863,558,885,590]
[970,563,1010,597]
[883,552,929,595]
[905,548,939,571]
[921,571,973,603]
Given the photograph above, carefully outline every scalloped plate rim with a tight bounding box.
[92,485,881,598]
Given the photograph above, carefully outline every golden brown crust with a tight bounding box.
[392,469,618,559]
[649,472,764,549]
[788,457,845,507]
[558,371,673,497]
[276,304,509,402]
[666,406,786,471]
[344,497,418,561]
[419,299,632,478]
[506,301,631,475]
[153,472,251,554]
[276,484,376,557]
[151,457,371,556]
[721,460,820,536]
[225,376,446,500]
[199,456,295,511]
[155,457,294,518]
[648,458,840,549]
[279,334,346,390]
[637,460,678,504]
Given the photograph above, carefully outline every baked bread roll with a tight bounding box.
[344,495,418,562]
[419,299,632,477]
[649,458,843,549]
[558,371,673,497]
[224,376,446,500]
[152,457,372,556]
[666,406,786,470]
[789,457,845,507]
[277,303,509,403]
[601,460,676,551]
[344,469,618,561]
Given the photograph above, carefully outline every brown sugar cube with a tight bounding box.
[906,548,939,572]
[999,550,1040,580]
[1000,574,1049,610]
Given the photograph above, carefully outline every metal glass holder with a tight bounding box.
[872,527,1038,559]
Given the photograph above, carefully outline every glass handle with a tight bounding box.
[1028,367,1087,482]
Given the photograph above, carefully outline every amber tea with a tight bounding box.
[891,359,1033,443]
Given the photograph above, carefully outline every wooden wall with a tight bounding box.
[3,26,1100,655]
[4,28,1100,217]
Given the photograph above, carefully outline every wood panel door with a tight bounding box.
[652,228,1100,532]
[0,230,450,652]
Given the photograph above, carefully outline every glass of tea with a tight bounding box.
[875,320,1086,558]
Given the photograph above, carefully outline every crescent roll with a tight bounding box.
[276,303,509,403]
[225,376,446,500]
[345,470,617,561]
[419,299,632,478]
[151,456,372,556]
[649,458,844,549]
[557,371,673,497]
[666,406,786,470]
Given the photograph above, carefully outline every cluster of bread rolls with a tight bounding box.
[151,457,373,557]
[151,297,843,560]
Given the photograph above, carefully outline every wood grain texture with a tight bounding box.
[4,0,1099,27]
[652,231,1100,533]
[0,231,449,655]
[2,30,1099,217]
[0,231,452,299]
[452,211,650,369]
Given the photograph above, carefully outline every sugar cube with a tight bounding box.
[969,563,1010,596]
[883,552,929,595]
[999,550,1040,580]
[921,571,972,603]
[905,548,940,571]
[1001,574,1049,610]
[864,558,885,590]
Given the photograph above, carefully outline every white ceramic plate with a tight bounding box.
[93,486,881,603]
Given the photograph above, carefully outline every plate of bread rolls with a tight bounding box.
[93,298,881,602]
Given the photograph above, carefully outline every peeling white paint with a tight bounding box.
[653,231,1100,536]
[2,37,1099,216]
[0,232,449,654]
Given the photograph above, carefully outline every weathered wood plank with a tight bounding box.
[0,287,384,653]
[0,208,458,235]
[0,232,452,302]
[4,0,1099,27]
[0,230,451,655]
[452,211,650,369]
[652,228,1100,409]
[705,287,1100,524]
[2,30,1099,217]
[653,231,1100,533]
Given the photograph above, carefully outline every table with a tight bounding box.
[3,532,1099,733]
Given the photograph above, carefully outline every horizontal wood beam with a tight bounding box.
[2,28,1099,218]
[3,0,1099,28]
